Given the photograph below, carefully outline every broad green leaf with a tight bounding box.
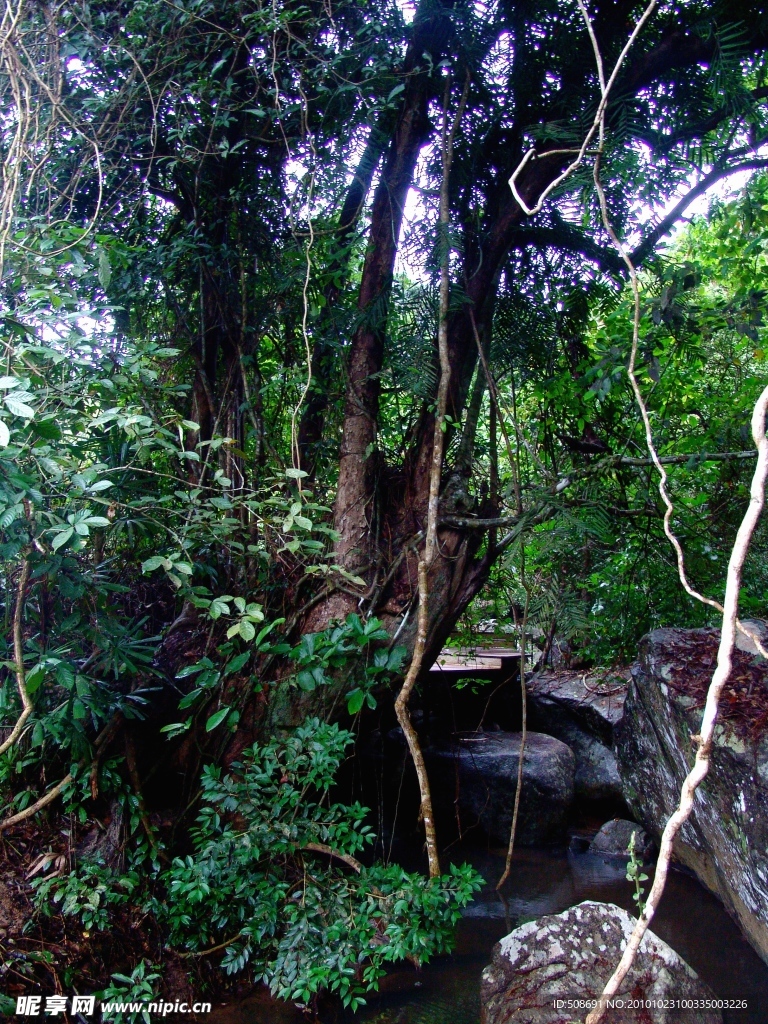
[346,688,365,715]
[205,706,230,731]
[25,663,46,695]
[239,618,256,642]
[210,598,230,619]
[224,651,250,675]
[98,247,112,289]
[4,392,34,418]
[51,527,74,551]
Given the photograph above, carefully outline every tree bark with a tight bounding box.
[332,6,452,577]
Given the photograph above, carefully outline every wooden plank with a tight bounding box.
[430,656,503,673]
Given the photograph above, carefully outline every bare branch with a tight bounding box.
[0,713,121,833]
[631,159,768,266]
[0,556,32,757]
[302,841,363,873]
[395,72,469,880]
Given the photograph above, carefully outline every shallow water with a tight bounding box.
[210,843,768,1024]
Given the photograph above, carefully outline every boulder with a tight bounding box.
[617,627,768,964]
[428,731,575,845]
[527,669,628,801]
[589,819,655,861]
[480,900,722,1024]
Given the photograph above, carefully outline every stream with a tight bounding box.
[209,836,768,1024]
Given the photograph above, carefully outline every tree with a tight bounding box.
[2,0,768,1006]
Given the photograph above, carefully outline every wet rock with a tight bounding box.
[734,618,768,657]
[527,670,628,801]
[589,819,655,861]
[616,628,768,964]
[428,731,575,845]
[480,900,722,1024]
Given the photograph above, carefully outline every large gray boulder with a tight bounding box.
[589,819,656,861]
[428,731,575,845]
[617,627,768,964]
[480,900,722,1024]
[527,670,628,801]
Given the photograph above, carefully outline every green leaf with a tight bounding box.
[51,527,74,551]
[98,247,112,290]
[205,706,230,731]
[209,598,230,619]
[0,420,9,447]
[176,662,208,679]
[25,663,46,695]
[346,688,365,714]
[4,391,34,418]
[224,651,250,675]
[285,468,308,479]
[160,720,192,737]
[296,669,316,691]
[142,555,167,572]
[239,618,256,642]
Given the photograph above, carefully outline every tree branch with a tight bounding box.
[631,159,768,266]
[0,713,122,833]
[302,841,363,873]
[0,556,33,758]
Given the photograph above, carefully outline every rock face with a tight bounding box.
[589,819,655,861]
[527,670,628,801]
[480,900,722,1024]
[428,732,575,845]
[617,627,768,964]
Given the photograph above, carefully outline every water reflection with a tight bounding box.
[209,844,768,1024]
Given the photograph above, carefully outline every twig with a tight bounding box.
[124,733,161,856]
[0,555,32,757]
[178,935,242,959]
[0,713,121,832]
[394,73,469,880]
[496,557,529,889]
[302,841,363,873]
[395,561,440,876]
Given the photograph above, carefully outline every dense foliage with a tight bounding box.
[32,721,480,1011]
